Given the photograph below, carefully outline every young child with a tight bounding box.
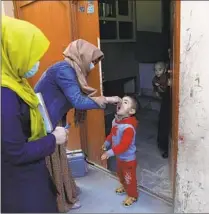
[101,96,138,207]
[152,61,169,98]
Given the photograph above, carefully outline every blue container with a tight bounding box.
[67,150,88,178]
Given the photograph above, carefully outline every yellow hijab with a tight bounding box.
[1,16,50,141]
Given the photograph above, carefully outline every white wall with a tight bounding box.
[174,1,209,213]
[136,1,162,33]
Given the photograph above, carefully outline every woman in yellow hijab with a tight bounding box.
[1,16,67,213]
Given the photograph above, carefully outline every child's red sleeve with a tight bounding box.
[112,127,134,155]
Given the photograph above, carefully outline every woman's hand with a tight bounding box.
[52,126,69,145]
[105,96,122,105]
[93,96,108,107]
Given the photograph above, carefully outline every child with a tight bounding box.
[101,96,138,207]
[152,61,169,98]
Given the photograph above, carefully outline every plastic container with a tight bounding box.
[66,150,88,178]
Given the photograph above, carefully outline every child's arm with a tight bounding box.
[102,132,113,151]
[152,78,157,91]
[152,77,160,97]
[106,127,134,157]
[157,74,168,92]
[102,122,117,150]
[157,86,165,93]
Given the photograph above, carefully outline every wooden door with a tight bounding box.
[73,0,106,167]
[170,0,180,196]
[13,0,81,151]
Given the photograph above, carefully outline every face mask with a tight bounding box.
[24,61,40,78]
[89,62,95,70]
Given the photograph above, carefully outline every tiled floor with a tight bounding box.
[71,166,172,213]
[106,96,172,200]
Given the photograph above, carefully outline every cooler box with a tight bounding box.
[66,150,88,178]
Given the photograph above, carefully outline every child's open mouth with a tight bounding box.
[117,104,121,112]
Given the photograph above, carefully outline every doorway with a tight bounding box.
[99,0,178,201]
[12,0,180,202]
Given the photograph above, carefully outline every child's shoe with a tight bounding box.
[115,186,126,195]
[123,196,137,207]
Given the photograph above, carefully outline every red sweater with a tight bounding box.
[105,116,138,156]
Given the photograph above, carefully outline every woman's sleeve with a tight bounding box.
[56,64,101,110]
[1,89,56,165]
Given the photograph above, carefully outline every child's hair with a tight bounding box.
[154,61,166,69]
[124,94,140,118]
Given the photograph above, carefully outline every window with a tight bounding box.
[99,0,136,42]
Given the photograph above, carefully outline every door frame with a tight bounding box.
[72,0,107,167]
[170,0,180,198]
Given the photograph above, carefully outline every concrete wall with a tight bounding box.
[174,1,209,213]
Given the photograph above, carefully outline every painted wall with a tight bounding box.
[136,0,162,33]
[174,1,209,213]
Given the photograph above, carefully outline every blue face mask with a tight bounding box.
[89,62,95,70]
[24,61,40,78]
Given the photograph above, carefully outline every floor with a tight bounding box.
[105,96,172,200]
[71,166,172,213]
[136,96,172,200]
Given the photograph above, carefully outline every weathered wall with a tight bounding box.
[174,1,209,213]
